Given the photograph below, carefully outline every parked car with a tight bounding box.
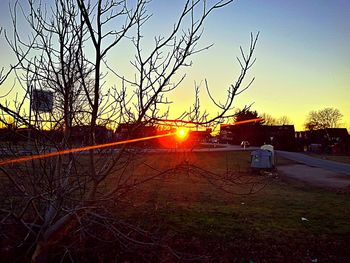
[241,141,250,148]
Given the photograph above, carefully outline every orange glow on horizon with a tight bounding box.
[0,133,175,166]
[1,118,264,166]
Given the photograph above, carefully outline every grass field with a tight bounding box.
[113,151,350,262]
[1,150,349,261]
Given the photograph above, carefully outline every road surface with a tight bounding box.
[276,151,350,175]
[144,143,259,153]
[277,151,350,188]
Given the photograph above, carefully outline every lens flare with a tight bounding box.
[176,128,188,140]
[0,132,175,166]
[220,117,265,127]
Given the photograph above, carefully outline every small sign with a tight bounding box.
[32,90,53,112]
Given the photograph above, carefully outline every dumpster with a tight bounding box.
[251,149,273,169]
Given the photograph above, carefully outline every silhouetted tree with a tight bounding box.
[260,112,277,125]
[261,113,292,126]
[278,115,292,125]
[305,107,343,130]
[0,0,260,261]
[235,108,262,123]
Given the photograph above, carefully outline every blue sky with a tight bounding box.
[0,0,349,130]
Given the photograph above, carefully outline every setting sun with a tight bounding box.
[176,128,188,140]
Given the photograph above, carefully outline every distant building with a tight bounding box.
[115,123,157,141]
[70,125,113,144]
[295,128,350,154]
[220,124,296,150]
[188,128,212,142]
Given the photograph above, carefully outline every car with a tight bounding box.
[240,141,250,148]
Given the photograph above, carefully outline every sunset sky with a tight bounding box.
[0,0,349,131]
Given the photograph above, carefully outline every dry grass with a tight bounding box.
[1,150,350,261]
[113,151,350,261]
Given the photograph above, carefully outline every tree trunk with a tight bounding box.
[31,241,49,263]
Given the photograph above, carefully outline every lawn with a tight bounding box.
[1,150,349,262]
[113,151,350,262]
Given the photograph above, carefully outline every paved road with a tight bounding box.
[276,151,350,175]
[0,144,258,159]
[278,164,350,188]
[144,143,259,153]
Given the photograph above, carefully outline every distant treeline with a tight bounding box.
[0,126,113,145]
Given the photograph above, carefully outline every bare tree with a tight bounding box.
[305,107,343,130]
[261,113,292,126]
[0,0,260,261]
[260,112,277,126]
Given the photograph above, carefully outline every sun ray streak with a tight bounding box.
[0,133,176,166]
[220,117,264,127]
